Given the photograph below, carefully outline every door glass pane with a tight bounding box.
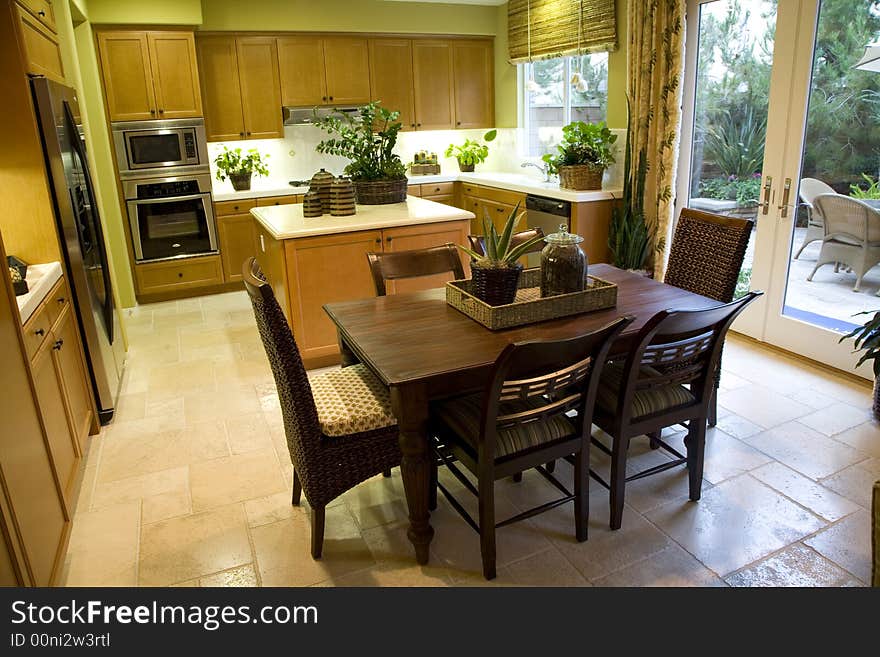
[782,0,880,332]
[686,0,777,297]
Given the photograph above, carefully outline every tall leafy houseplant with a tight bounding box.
[214,147,270,192]
[609,100,650,272]
[840,310,880,419]
[313,102,408,204]
[445,130,497,172]
[542,121,617,190]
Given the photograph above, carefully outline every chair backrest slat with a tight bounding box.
[367,243,465,296]
[664,208,753,303]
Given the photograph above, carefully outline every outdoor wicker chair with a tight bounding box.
[808,193,880,293]
[662,207,754,426]
[794,177,835,259]
[243,257,401,559]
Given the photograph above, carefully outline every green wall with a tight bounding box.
[86,0,203,24]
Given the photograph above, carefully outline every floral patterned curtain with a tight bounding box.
[628,0,686,278]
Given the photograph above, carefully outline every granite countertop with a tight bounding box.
[15,261,63,324]
[251,196,475,241]
[214,172,621,204]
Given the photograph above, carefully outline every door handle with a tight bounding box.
[53,339,64,351]
[778,178,792,218]
[761,175,773,215]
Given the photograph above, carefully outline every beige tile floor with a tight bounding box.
[59,291,879,587]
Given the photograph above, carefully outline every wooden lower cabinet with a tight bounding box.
[52,307,93,452]
[264,219,469,368]
[383,220,469,294]
[285,230,382,367]
[135,255,224,295]
[218,214,256,284]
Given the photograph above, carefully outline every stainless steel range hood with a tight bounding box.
[282,106,363,126]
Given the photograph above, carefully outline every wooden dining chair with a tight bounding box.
[366,243,465,296]
[591,292,762,530]
[430,317,632,579]
[467,227,545,257]
[243,258,401,559]
[663,207,753,426]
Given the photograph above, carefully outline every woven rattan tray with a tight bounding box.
[446,267,617,330]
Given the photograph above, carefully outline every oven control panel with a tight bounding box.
[135,179,202,199]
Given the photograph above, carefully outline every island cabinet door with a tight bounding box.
[285,230,382,366]
[382,220,469,294]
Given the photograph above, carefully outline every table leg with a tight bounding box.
[390,383,434,565]
[336,329,360,368]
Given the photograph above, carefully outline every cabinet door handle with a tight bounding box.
[386,236,393,243]
[322,96,327,102]
[329,96,333,101]
[375,238,381,244]
[246,132,252,136]
[233,205,239,211]
[239,132,245,137]
[410,123,416,128]
[456,121,461,126]
[38,10,46,16]
[416,123,421,127]
[150,109,156,115]
[34,328,45,336]
[57,297,65,304]
[53,339,63,351]
[178,272,184,278]
[159,109,165,114]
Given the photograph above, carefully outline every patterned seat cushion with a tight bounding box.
[597,362,695,418]
[436,393,575,458]
[309,364,397,437]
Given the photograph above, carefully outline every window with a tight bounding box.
[521,53,609,156]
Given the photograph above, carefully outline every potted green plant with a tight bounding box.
[313,101,408,204]
[458,203,545,306]
[840,310,880,419]
[445,130,497,172]
[543,121,617,191]
[214,146,270,192]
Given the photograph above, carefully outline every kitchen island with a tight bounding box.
[251,197,474,368]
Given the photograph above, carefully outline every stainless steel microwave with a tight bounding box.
[112,118,209,179]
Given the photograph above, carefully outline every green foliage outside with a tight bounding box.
[849,173,880,199]
[530,54,609,115]
[693,0,880,208]
[313,102,407,181]
[542,121,617,175]
[698,175,762,206]
[213,147,269,182]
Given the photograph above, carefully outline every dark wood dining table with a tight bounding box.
[323,263,718,564]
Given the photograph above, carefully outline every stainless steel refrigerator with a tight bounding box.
[31,77,124,424]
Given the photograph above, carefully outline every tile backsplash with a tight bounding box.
[207,125,625,192]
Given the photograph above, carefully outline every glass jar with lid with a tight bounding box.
[540,223,587,297]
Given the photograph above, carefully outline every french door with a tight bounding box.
[677,0,877,378]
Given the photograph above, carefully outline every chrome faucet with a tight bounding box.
[521,161,551,182]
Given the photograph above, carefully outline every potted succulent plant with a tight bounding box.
[445,130,497,172]
[840,310,880,419]
[543,121,617,191]
[458,203,545,306]
[314,102,408,204]
[214,146,270,192]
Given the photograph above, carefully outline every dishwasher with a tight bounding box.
[524,194,571,267]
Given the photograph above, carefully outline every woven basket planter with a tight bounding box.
[354,178,408,205]
[558,165,603,191]
[470,262,523,306]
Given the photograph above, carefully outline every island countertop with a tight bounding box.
[250,196,475,241]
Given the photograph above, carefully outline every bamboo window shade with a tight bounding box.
[508,0,617,64]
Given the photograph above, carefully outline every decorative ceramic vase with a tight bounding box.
[309,168,335,213]
[330,177,356,216]
[302,190,323,217]
[229,172,252,191]
[540,223,586,298]
[471,262,523,306]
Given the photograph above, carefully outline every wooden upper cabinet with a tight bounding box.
[15,3,64,82]
[147,32,202,119]
[236,37,283,140]
[412,40,455,130]
[97,31,156,121]
[452,40,494,129]
[278,36,327,106]
[98,30,201,122]
[323,37,371,105]
[197,36,245,141]
[369,38,415,130]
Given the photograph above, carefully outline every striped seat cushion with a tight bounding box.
[597,362,695,418]
[309,364,397,437]
[435,393,575,458]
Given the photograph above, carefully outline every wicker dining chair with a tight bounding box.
[366,243,465,296]
[663,207,753,426]
[430,317,632,579]
[467,227,545,257]
[243,258,401,559]
[591,292,762,530]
